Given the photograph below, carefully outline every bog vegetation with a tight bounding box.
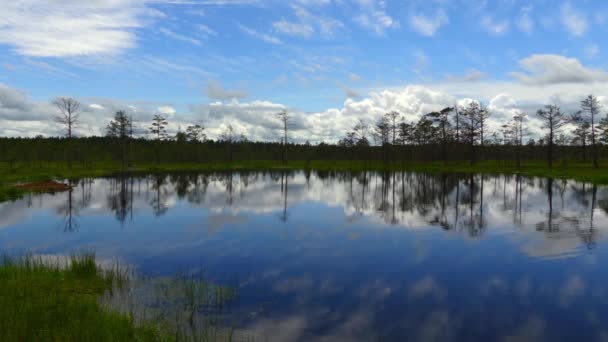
[0,254,238,341]
[1,95,608,191]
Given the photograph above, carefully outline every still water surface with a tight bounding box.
[1,171,608,341]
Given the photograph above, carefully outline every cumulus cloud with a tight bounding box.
[2,76,607,142]
[341,86,361,99]
[0,0,160,57]
[205,80,248,100]
[409,9,448,36]
[510,54,608,85]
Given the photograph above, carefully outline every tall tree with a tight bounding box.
[581,95,601,167]
[536,104,578,168]
[185,124,206,142]
[220,124,246,163]
[53,97,81,139]
[397,121,414,145]
[353,119,370,146]
[386,111,400,145]
[512,113,526,168]
[477,103,491,161]
[149,114,168,164]
[599,114,608,145]
[106,111,133,169]
[149,115,168,141]
[374,116,391,163]
[462,102,482,165]
[453,104,461,144]
[572,121,591,162]
[427,107,454,165]
[276,110,290,164]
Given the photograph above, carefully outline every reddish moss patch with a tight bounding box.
[15,181,71,192]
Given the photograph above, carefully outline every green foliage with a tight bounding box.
[0,254,160,341]
[0,253,239,341]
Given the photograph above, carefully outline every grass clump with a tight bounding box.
[0,253,162,341]
[0,253,242,341]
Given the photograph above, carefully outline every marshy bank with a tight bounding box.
[0,254,239,341]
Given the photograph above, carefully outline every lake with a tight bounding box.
[1,171,607,341]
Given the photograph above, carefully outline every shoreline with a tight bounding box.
[2,160,607,200]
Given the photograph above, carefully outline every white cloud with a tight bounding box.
[273,20,314,38]
[0,1,160,57]
[584,44,600,59]
[412,49,429,75]
[516,6,534,34]
[354,0,399,35]
[409,9,448,36]
[90,104,105,110]
[205,80,248,100]
[510,54,608,85]
[196,24,217,38]
[238,24,282,44]
[446,69,486,82]
[159,27,201,45]
[560,2,588,36]
[158,106,176,115]
[481,16,509,35]
[273,5,343,38]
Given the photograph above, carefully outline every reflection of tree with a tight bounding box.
[279,171,289,222]
[187,174,209,204]
[57,180,78,232]
[534,179,599,249]
[108,174,134,225]
[150,174,169,217]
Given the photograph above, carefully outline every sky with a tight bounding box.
[2,0,608,142]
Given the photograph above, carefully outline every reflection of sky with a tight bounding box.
[1,172,608,341]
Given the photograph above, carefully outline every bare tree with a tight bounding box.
[220,124,246,162]
[386,111,400,145]
[536,104,579,168]
[453,103,461,143]
[581,95,601,168]
[53,97,81,138]
[276,109,290,164]
[513,113,527,168]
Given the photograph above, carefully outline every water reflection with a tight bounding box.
[1,171,608,341]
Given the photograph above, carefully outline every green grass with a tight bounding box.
[1,159,608,201]
[0,253,164,341]
[0,253,240,341]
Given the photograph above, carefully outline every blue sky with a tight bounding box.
[1,0,608,140]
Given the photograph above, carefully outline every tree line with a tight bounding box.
[2,95,608,168]
[339,95,608,168]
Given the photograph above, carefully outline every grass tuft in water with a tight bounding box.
[0,253,243,341]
